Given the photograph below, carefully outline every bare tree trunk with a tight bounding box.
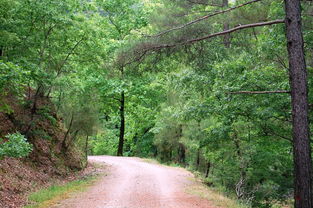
[284,0,312,207]
[117,90,125,156]
[85,135,89,160]
[196,147,200,170]
[177,125,185,165]
[205,162,211,178]
[178,143,186,165]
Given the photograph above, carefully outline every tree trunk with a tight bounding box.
[196,147,200,170]
[66,129,80,149]
[169,149,172,161]
[205,162,211,178]
[284,0,312,207]
[62,112,74,150]
[178,143,186,165]
[177,125,185,165]
[31,85,43,116]
[233,131,246,199]
[117,90,125,156]
[85,135,89,160]
[153,147,158,157]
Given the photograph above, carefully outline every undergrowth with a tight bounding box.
[24,175,98,208]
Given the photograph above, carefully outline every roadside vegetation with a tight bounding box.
[1,0,313,207]
[25,176,98,208]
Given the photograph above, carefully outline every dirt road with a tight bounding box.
[53,156,215,208]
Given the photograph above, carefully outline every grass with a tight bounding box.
[24,176,99,208]
[187,182,249,208]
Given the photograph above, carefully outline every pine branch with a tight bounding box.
[229,90,290,94]
[150,19,284,50]
[150,0,262,37]
[123,19,285,66]
[185,19,285,44]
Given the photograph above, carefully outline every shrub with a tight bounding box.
[0,132,33,159]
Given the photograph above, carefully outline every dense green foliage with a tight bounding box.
[0,132,33,159]
[1,0,313,207]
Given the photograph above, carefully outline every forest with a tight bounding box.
[0,0,313,207]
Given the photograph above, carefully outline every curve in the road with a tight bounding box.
[53,156,215,208]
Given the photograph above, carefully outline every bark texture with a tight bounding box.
[284,0,312,207]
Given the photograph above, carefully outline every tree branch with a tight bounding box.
[185,19,285,44]
[186,0,223,7]
[150,0,262,37]
[56,35,86,76]
[268,131,292,142]
[229,90,290,94]
[153,19,284,49]
[123,19,285,66]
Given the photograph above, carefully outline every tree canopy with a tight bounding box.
[1,0,313,207]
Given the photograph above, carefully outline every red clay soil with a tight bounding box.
[53,156,217,208]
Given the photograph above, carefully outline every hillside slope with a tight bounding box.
[0,91,86,208]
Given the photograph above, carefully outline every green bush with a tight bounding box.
[0,132,33,159]
[90,132,118,156]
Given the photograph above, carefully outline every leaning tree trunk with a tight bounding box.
[284,0,312,207]
[117,90,125,156]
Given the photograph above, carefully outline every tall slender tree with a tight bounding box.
[284,0,312,207]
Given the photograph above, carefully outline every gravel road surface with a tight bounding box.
[53,156,215,208]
